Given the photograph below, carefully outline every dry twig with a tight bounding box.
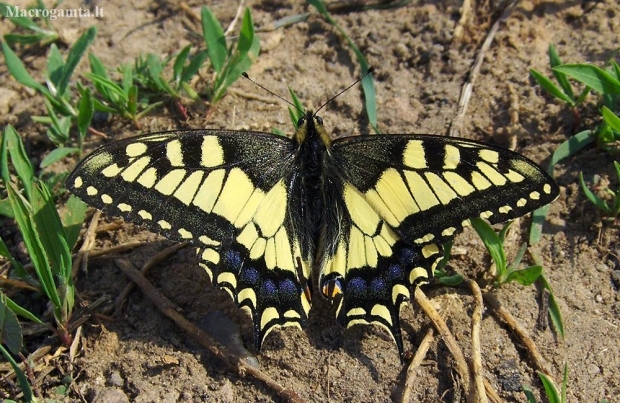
[469,280,489,403]
[401,328,435,402]
[114,241,189,314]
[449,0,522,137]
[483,292,553,376]
[414,288,471,397]
[115,258,306,403]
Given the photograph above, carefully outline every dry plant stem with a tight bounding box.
[453,0,473,41]
[483,379,504,403]
[72,211,101,278]
[229,87,281,104]
[88,241,147,258]
[115,259,306,403]
[114,242,189,314]
[0,346,52,382]
[224,0,246,36]
[414,288,471,397]
[449,0,521,137]
[469,280,489,403]
[483,292,552,376]
[401,328,435,403]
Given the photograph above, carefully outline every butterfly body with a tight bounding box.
[68,109,558,361]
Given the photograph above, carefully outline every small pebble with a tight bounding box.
[108,370,123,388]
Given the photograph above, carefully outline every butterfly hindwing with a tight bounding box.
[67,130,312,348]
[319,178,441,357]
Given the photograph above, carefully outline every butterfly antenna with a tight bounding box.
[315,67,375,115]
[241,72,305,115]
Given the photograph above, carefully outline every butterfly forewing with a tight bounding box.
[330,134,559,245]
[67,130,313,347]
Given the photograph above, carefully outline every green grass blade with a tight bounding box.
[180,50,208,85]
[84,72,128,101]
[470,218,507,278]
[530,129,594,244]
[548,45,574,101]
[173,45,192,83]
[237,8,255,55]
[2,293,43,324]
[1,125,34,200]
[0,3,42,31]
[31,183,72,278]
[307,0,378,132]
[506,265,542,286]
[201,6,227,74]
[1,41,48,93]
[539,274,565,339]
[57,26,96,95]
[601,105,620,133]
[47,44,64,89]
[62,195,87,250]
[88,52,108,78]
[554,64,620,95]
[40,147,81,168]
[0,237,28,282]
[538,371,561,403]
[521,384,537,403]
[530,69,575,106]
[7,184,62,310]
[579,172,611,214]
[0,344,33,402]
[0,294,23,355]
[77,85,94,142]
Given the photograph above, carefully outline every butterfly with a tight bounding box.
[67,76,559,361]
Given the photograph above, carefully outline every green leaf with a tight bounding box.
[548,45,574,101]
[173,45,192,83]
[1,41,48,93]
[539,275,565,339]
[237,8,255,55]
[307,0,377,132]
[201,6,227,74]
[0,294,23,355]
[506,265,542,286]
[57,26,97,95]
[530,130,594,244]
[180,50,208,85]
[522,384,537,403]
[0,344,33,402]
[538,371,561,403]
[47,44,65,89]
[553,64,620,95]
[7,184,61,310]
[40,147,81,168]
[470,218,507,276]
[77,85,94,141]
[88,52,108,78]
[0,238,28,285]
[530,69,575,105]
[437,274,464,286]
[62,195,87,250]
[1,125,34,200]
[3,294,43,324]
[601,106,620,133]
[579,171,611,215]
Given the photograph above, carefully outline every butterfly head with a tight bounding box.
[294,110,332,146]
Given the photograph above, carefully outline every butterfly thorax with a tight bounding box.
[294,111,330,258]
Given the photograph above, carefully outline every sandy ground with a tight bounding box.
[1,0,619,401]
